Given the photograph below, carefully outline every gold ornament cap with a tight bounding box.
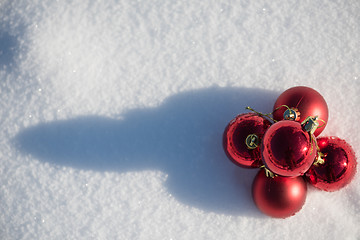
[283,108,300,121]
[245,134,260,149]
[302,116,319,135]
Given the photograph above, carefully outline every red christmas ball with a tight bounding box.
[273,86,328,137]
[252,169,307,218]
[261,120,316,176]
[223,113,271,168]
[305,136,357,191]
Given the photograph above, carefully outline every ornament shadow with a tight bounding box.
[0,31,18,70]
[15,86,279,216]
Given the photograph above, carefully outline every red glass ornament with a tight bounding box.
[306,136,357,191]
[273,86,328,137]
[252,169,307,218]
[223,113,271,168]
[261,120,316,176]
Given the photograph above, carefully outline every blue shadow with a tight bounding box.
[15,86,279,216]
[0,31,18,70]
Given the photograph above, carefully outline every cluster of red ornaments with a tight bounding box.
[223,86,357,218]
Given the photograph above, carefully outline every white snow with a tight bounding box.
[0,0,359,239]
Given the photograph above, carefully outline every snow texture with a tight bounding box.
[0,0,359,239]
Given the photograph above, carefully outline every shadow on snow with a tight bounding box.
[15,86,279,216]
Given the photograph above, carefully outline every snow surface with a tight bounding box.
[1,0,359,239]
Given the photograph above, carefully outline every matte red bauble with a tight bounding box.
[273,86,328,136]
[305,136,357,191]
[261,120,316,176]
[223,113,272,168]
[252,169,307,218]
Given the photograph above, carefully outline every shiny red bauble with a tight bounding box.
[223,113,272,168]
[252,169,307,218]
[273,86,328,136]
[261,120,316,176]
[305,137,357,191]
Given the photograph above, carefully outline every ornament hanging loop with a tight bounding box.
[260,165,277,178]
[245,106,276,122]
[313,152,326,166]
